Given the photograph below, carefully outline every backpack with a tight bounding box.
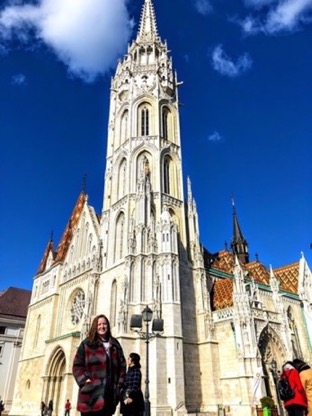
[277,377,295,401]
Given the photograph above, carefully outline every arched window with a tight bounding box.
[137,153,149,178]
[114,213,125,261]
[141,107,149,136]
[162,107,169,139]
[129,262,135,302]
[120,110,128,145]
[110,280,117,327]
[33,315,41,348]
[118,159,127,199]
[163,156,171,194]
[138,102,152,137]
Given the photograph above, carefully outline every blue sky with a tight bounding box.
[1,0,312,291]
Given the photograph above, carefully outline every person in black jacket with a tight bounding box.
[0,400,5,416]
[120,353,144,416]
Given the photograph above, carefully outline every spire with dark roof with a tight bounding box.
[230,196,249,264]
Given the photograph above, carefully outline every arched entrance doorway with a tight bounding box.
[42,347,66,416]
[258,324,287,415]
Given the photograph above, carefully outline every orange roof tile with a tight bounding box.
[245,261,270,285]
[212,278,233,310]
[274,262,299,294]
[54,191,87,262]
[36,192,87,274]
[212,250,235,273]
[212,251,271,285]
[209,250,300,310]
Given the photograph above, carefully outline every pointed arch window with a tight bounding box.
[129,262,135,302]
[162,107,169,139]
[163,156,170,194]
[33,315,41,348]
[136,152,152,186]
[121,110,128,145]
[141,107,149,136]
[114,212,125,261]
[118,159,127,200]
[110,280,117,327]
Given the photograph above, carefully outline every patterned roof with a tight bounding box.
[245,261,270,285]
[36,192,87,274]
[210,250,299,310]
[274,262,299,293]
[55,191,87,262]
[212,278,233,310]
[211,250,235,274]
[0,287,31,319]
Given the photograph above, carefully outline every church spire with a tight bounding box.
[231,196,249,264]
[137,0,159,42]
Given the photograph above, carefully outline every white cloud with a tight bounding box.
[11,73,26,85]
[266,0,312,32]
[208,131,223,142]
[239,0,312,34]
[211,44,252,77]
[195,0,213,16]
[0,0,133,82]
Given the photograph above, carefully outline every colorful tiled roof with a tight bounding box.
[54,191,87,262]
[36,191,87,274]
[212,278,233,310]
[211,250,235,274]
[210,250,299,310]
[245,261,270,286]
[0,287,31,318]
[274,262,299,293]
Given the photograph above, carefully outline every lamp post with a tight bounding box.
[270,359,284,416]
[130,306,164,416]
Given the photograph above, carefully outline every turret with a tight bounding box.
[231,197,249,264]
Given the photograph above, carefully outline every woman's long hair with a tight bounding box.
[87,314,112,343]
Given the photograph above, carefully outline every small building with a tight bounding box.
[0,287,31,412]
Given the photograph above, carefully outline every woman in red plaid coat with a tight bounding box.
[73,314,126,416]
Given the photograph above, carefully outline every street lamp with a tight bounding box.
[130,306,164,416]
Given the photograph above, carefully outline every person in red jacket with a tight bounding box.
[281,361,307,416]
[64,399,71,416]
[73,314,126,416]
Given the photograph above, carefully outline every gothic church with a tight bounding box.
[11,1,312,416]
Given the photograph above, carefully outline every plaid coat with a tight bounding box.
[120,367,145,416]
[73,337,126,413]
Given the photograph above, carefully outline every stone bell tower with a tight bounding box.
[99,0,208,414]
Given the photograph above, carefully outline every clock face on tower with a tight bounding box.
[70,289,86,325]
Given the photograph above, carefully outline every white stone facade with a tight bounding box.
[10,1,312,416]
